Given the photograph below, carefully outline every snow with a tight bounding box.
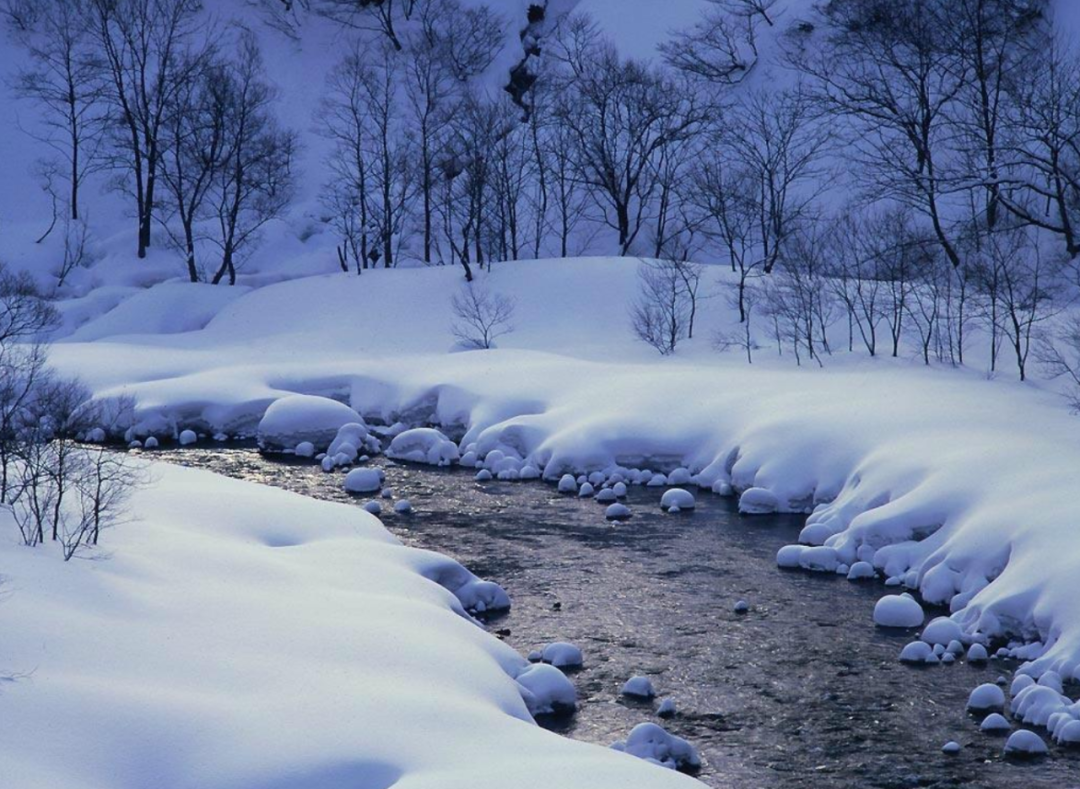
[579,482,595,497]
[257,394,363,452]
[846,561,875,581]
[605,503,632,520]
[363,501,383,515]
[660,488,696,511]
[899,641,935,665]
[344,467,385,494]
[657,698,677,718]
[967,684,1006,713]
[178,429,197,446]
[967,644,989,664]
[1003,729,1049,757]
[387,427,459,466]
[738,487,779,515]
[558,474,579,494]
[873,595,925,629]
[0,463,705,789]
[621,676,657,699]
[941,741,961,754]
[393,499,413,515]
[515,663,578,717]
[612,723,701,771]
[476,469,494,482]
[541,642,584,669]
[980,713,1012,734]
[596,488,618,503]
[733,600,750,614]
[921,617,964,647]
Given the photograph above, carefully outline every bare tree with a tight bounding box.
[1039,315,1080,412]
[630,258,697,355]
[450,282,515,349]
[4,0,109,221]
[552,23,713,254]
[90,0,211,259]
[660,0,777,85]
[205,32,297,285]
[313,0,416,51]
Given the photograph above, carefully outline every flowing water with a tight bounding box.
[152,446,1079,789]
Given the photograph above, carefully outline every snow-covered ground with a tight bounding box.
[34,255,1080,691]
[0,462,700,789]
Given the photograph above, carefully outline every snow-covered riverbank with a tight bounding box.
[0,462,700,789]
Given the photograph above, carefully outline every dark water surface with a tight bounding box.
[152,447,1078,789]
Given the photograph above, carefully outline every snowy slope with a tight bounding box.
[0,462,699,789]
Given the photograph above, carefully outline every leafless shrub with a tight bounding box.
[450,282,516,349]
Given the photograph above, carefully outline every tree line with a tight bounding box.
[6,0,1080,387]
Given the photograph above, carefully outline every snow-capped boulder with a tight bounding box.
[257,395,362,452]
[776,544,805,569]
[596,488,617,503]
[143,436,159,449]
[967,683,1006,713]
[658,698,677,718]
[980,713,1011,734]
[646,473,668,487]
[605,503,631,520]
[1011,684,1070,726]
[941,741,961,754]
[668,468,692,485]
[578,482,595,498]
[475,469,493,481]
[612,482,628,498]
[387,428,459,466]
[613,723,700,771]
[294,441,315,458]
[621,676,656,699]
[799,546,840,572]
[921,616,964,646]
[394,499,413,514]
[873,595,924,628]
[363,501,382,515]
[541,642,583,669]
[660,488,696,511]
[733,600,749,614]
[899,641,935,664]
[1011,675,1035,695]
[738,487,779,514]
[557,474,578,494]
[846,561,876,581]
[1003,729,1048,757]
[1054,719,1080,745]
[179,429,198,446]
[343,467,384,494]
[86,427,107,443]
[516,664,577,716]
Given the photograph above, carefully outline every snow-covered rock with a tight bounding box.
[178,429,197,446]
[738,487,778,515]
[343,467,385,494]
[394,499,413,514]
[846,561,876,581]
[873,595,924,628]
[558,474,578,494]
[1003,729,1048,757]
[515,663,577,716]
[143,436,159,449]
[733,600,749,614]
[362,500,382,515]
[257,395,362,452]
[668,468,692,485]
[1011,684,1070,726]
[660,488,695,511]
[475,469,493,481]
[657,698,676,718]
[980,713,1011,734]
[776,545,805,569]
[1054,719,1080,745]
[967,683,1006,713]
[941,741,961,754]
[596,488,618,503]
[899,641,935,664]
[612,482,628,498]
[613,723,700,771]
[621,676,656,699]
[605,503,631,520]
[579,482,595,498]
[921,616,964,646]
[294,441,315,458]
[387,428,459,466]
[86,427,107,443]
[541,642,583,669]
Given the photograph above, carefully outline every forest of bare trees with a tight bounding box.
[4,0,1080,386]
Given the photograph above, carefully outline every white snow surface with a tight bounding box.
[0,463,698,789]
[38,255,1080,681]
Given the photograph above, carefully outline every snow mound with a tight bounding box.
[738,487,778,515]
[846,561,875,581]
[1004,729,1048,757]
[596,488,618,503]
[967,643,989,664]
[921,616,964,646]
[899,641,936,665]
[387,428,460,466]
[942,741,961,754]
[967,683,1006,713]
[394,500,413,514]
[658,698,677,718]
[873,595,924,628]
[613,723,701,771]
[621,676,656,699]
[605,503,632,520]
[516,664,577,716]
[344,468,385,494]
[980,713,1011,733]
[179,429,197,446]
[660,488,696,511]
[558,474,578,494]
[258,395,363,452]
[541,642,584,669]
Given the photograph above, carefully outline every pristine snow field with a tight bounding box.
[0,463,699,789]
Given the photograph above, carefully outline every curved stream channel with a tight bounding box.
[154,447,1077,788]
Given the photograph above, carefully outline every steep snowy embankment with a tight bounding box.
[0,462,699,789]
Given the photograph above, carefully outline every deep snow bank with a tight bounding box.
[0,463,698,789]
[44,258,1080,683]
